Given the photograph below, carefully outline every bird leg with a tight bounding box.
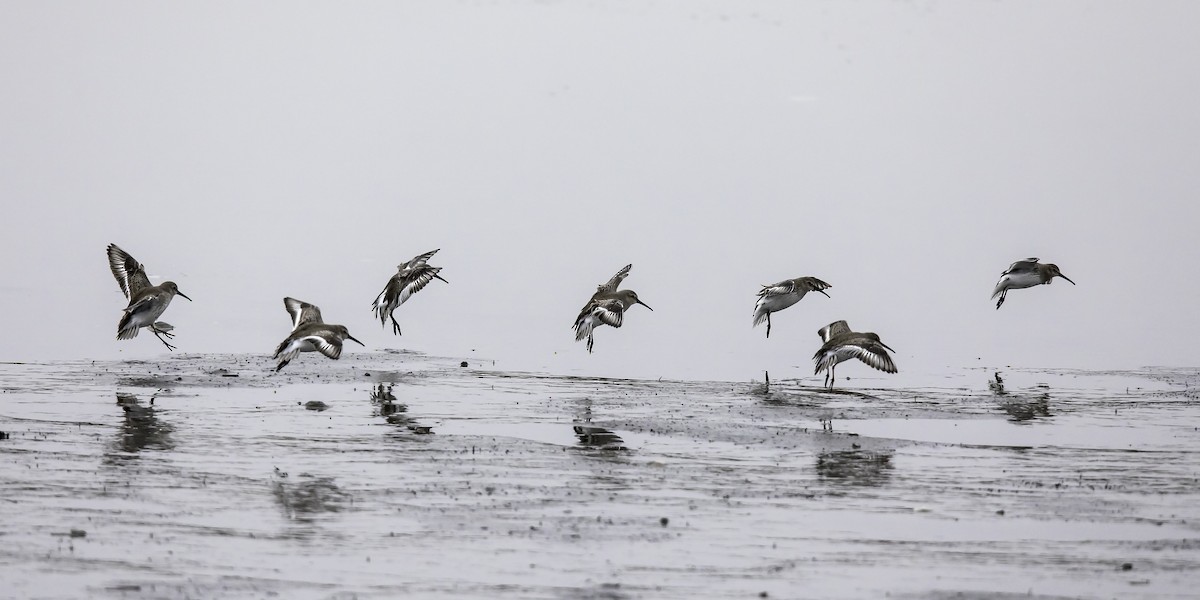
[389,313,402,336]
[828,364,837,390]
[151,327,177,351]
[995,290,1006,310]
[766,313,771,338]
[586,334,594,354]
[150,325,175,339]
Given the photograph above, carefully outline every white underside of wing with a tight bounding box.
[814,344,896,374]
[276,335,342,363]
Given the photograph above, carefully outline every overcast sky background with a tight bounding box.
[1,1,1197,382]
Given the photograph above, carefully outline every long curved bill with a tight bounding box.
[347,335,365,347]
[1059,274,1076,285]
[638,300,654,311]
[177,291,193,301]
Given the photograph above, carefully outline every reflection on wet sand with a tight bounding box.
[571,399,627,451]
[370,382,432,434]
[988,372,1006,396]
[991,373,1053,423]
[1000,393,1052,422]
[816,450,893,487]
[111,392,174,454]
[573,425,625,450]
[272,471,348,532]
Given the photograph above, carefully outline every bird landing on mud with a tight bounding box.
[812,320,897,390]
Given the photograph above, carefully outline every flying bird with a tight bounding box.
[991,258,1075,309]
[106,244,191,351]
[812,320,897,389]
[573,264,653,353]
[752,276,831,338]
[274,297,364,371]
[371,249,448,335]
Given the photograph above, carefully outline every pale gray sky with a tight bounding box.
[2,1,1198,381]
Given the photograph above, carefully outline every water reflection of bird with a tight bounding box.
[272,473,347,526]
[1000,392,1052,423]
[815,450,893,487]
[114,392,174,453]
[369,383,432,433]
[988,372,1007,395]
[989,374,1053,422]
[573,425,625,450]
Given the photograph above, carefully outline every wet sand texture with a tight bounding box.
[1,354,1197,599]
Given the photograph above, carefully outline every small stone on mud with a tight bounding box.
[660,517,669,527]
[996,509,1005,516]
[460,361,468,367]
[69,529,86,538]
[760,593,769,598]
[1122,562,1133,571]
[0,431,8,440]
[304,401,329,411]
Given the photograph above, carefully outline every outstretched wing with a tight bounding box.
[404,249,440,269]
[284,297,324,330]
[596,264,632,294]
[398,266,445,304]
[851,340,898,374]
[309,332,345,360]
[107,244,152,299]
[818,320,851,342]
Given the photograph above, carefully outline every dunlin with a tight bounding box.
[106,244,191,351]
[753,277,831,338]
[812,320,897,389]
[991,258,1075,309]
[573,264,653,353]
[371,249,448,335]
[274,297,364,372]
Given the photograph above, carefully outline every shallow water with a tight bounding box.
[1,354,1197,599]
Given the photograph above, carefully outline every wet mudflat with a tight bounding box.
[1,353,1197,599]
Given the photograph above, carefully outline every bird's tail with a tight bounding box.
[574,315,594,342]
[116,314,139,340]
[751,304,769,328]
